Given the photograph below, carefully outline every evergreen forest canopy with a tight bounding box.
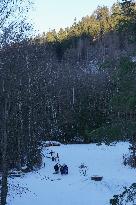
[0,0,136,174]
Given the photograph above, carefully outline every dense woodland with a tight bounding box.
[1,0,136,168]
[0,0,136,204]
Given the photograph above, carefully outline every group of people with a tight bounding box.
[49,149,68,175]
[54,163,68,175]
[49,150,59,162]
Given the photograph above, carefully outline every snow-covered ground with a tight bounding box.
[7,142,136,205]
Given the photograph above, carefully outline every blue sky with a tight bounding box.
[31,0,117,34]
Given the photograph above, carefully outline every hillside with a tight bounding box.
[1,1,136,204]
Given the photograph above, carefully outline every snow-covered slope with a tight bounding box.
[7,142,136,205]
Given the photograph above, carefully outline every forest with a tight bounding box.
[0,0,136,204]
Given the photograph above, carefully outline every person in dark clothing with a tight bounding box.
[60,164,68,175]
[54,163,59,173]
[50,150,54,156]
[60,165,64,175]
[56,153,59,162]
[63,165,68,174]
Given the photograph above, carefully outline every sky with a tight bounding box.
[31,0,117,34]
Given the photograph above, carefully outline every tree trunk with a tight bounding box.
[1,98,8,205]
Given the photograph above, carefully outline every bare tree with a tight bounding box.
[0,1,33,204]
[0,0,32,45]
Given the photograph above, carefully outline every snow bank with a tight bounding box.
[44,141,61,147]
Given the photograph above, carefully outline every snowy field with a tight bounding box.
[7,142,136,205]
